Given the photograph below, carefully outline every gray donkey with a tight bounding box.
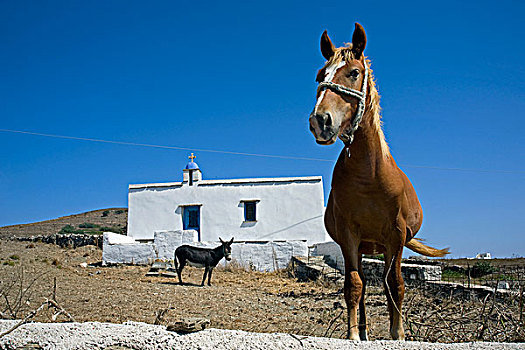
[174,237,234,286]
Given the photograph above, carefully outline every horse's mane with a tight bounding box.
[325,46,390,158]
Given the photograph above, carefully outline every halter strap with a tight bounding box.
[317,60,369,156]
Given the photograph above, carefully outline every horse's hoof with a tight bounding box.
[390,328,405,340]
[359,330,369,341]
[346,332,361,341]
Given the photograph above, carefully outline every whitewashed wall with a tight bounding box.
[231,240,309,272]
[312,241,345,271]
[102,231,307,272]
[127,177,326,244]
[102,232,156,265]
[154,230,198,260]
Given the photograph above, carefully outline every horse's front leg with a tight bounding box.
[358,256,368,341]
[383,247,405,340]
[342,244,362,341]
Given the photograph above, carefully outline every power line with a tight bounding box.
[1,128,524,175]
[0,128,332,162]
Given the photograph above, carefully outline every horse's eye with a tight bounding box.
[347,69,360,79]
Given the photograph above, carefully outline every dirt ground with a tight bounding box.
[0,239,523,343]
[0,239,392,339]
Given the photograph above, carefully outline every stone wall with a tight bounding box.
[17,234,103,248]
[291,256,343,284]
[361,258,442,284]
[312,241,442,283]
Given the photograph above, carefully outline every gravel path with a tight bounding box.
[0,321,523,350]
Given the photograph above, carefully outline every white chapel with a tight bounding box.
[126,154,328,245]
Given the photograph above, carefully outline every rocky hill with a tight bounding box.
[0,208,128,238]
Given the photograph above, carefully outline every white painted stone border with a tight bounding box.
[0,320,521,350]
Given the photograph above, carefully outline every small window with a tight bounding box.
[244,201,257,222]
[188,209,199,227]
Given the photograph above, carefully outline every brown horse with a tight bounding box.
[309,23,449,341]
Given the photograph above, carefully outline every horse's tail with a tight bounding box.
[405,238,449,257]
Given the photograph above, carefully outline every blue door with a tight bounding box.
[183,206,200,241]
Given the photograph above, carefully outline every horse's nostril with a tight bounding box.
[315,113,332,127]
[325,112,332,126]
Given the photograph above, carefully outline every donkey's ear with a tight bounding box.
[321,30,336,60]
[351,23,367,59]
[219,237,224,243]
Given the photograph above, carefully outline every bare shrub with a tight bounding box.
[404,288,525,343]
[0,265,47,319]
[0,270,75,339]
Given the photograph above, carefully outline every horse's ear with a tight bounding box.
[229,237,234,244]
[219,237,224,243]
[321,30,336,60]
[351,23,367,59]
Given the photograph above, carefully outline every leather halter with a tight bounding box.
[317,60,369,156]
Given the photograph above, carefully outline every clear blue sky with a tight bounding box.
[1,1,523,257]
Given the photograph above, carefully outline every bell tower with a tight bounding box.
[183,153,202,186]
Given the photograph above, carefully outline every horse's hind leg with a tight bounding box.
[383,248,405,340]
[358,256,368,341]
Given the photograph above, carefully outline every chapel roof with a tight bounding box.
[185,161,199,170]
[129,176,322,189]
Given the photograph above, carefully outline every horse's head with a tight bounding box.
[309,23,368,145]
[219,237,234,261]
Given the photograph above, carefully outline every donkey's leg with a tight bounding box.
[357,256,368,341]
[383,248,405,340]
[201,267,209,287]
[177,258,186,285]
[207,267,213,286]
[342,247,362,340]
